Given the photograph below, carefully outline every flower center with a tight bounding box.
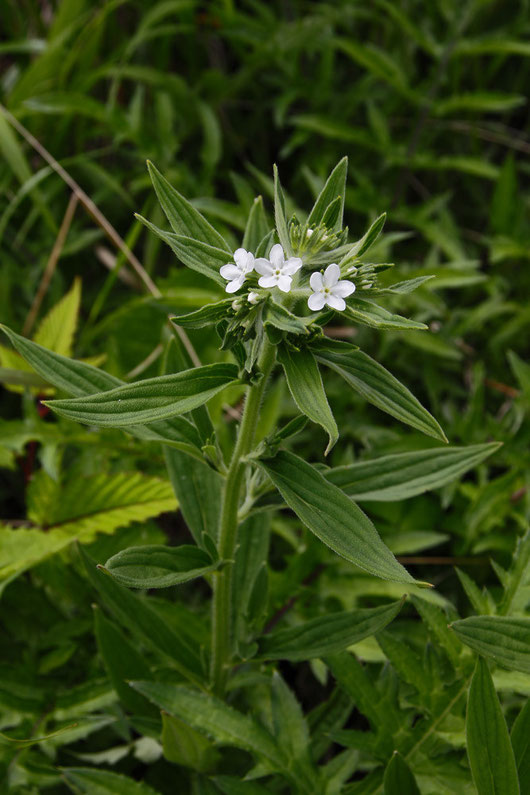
[275,269,281,275]
[324,287,331,294]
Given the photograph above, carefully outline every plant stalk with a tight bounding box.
[210,340,276,694]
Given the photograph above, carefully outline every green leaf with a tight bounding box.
[80,548,203,685]
[171,299,233,329]
[278,345,338,455]
[104,544,222,589]
[344,298,427,331]
[94,608,157,717]
[344,213,386,259]
[147,160,230,251]
[511,700,530,787]
[164,448,223,546]
[466,658,520,795]
[162,712,220,772]
[411,595,461,668]
[257,600,404,661]
[273,164,291,255]
[136,214,227,286]
[34,277,81,357]
[263,301,309,336]
[256,451,423,585]
[243,196,270,252]
[0,325,202,452]
[307,157,348,231]
[326,443,500,501]
[312,339,446,442]
[434,92,526,116]
[383,752,420,795]
[130,682,285,769]
[62,767,161,795]
[270,673,315,787]
[44,363,240,426]
[451,616,530,674]
[213,778,272,795]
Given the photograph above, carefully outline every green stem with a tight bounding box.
[210,340,276,694]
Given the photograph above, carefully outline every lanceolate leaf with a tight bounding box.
[344,298,427,331]
[264,302,308,336]
[383,752,420,795]
[147,160,230,251]
[344,213,386,259]
[326,443,500,501]
[257,600,404,661]
[62,767,161,795]
[165,448,223,546]
[104,544,222,589]
[273,164,291,255]
[307,156,348,231]
[312,338,446,442]
[135,215,227,286]
[130,682,285,770]
[278,345,338,455]
[80,548,203,685]
[451,616,530,674]
[44,363,240,427]
[171,299,234,329]
[466,658,520,795]
[0,325,203,453]
[511,700,530,786]
[256,451,422,585]
[243,196,270,251]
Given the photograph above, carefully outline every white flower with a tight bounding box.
[247,291,260,304]
[254,243,302,293]
[308,263,355,312]
[220,248,255,293]
[306,228,314,238]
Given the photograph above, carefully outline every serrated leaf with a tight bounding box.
[104,544,221,589]
[62,767,161,795]
[307,157,348,231]
[326,443,500,500]
[278,345,337,455]
[344,298,427,331]
[147,161,229,251]
[45,363,240,426]
[313,338,446,442]
[130,682,285,770]
[162,712,220,772]
[257,600,404,661]
[256,451,421,585]
[270,673,315,786]
[451,616,530,674]
[136,214,227,285]
[466,658,520,795]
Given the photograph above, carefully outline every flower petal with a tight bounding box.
[269,243,284,267]
[254,258,273,276]
[282,257,303,276]
[310,271,324,291]
[233,248,248,267]
[332,279,356,298]
[225,276,245,293]
[323,263,340,287]
[308,292,326,311]
[277,275,292,293]
[220,263,241,280]
[243,251,255,273]
[258,274,277,288]
[326,294,346,311]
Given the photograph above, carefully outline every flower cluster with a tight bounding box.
[220,244,356,312]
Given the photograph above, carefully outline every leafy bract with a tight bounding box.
[312,338,446,442]
[104,544,223,589]
[278,345,337,455]
[344,297,428,330]
[44,363,240,426]
[171,299,234,329]
[147,160,230,251]
[307,156,348,231]
[344,212,386,259]
[257,600,404,661]
[243,196,270,251]
[466,658,520,795]
[327,443,500,501]
[273,164,291,255]
[452,616,530,674]
[256,451,423,586]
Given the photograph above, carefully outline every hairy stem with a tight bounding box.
[210,340,276,694]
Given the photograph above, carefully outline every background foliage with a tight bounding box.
[0,0,529,793]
